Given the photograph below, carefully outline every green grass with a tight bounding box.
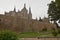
[19,31,54,38]
[19,30,60,38]
[19,32,40,38]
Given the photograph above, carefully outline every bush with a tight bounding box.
[42,28,47,31]
[0,30,19,40]
[58,28,60,34]
[52,30,58,37]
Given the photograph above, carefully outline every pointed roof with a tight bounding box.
[13,6,16,12]
[24,3,26,8]
[21,3,28,12]
[39,17,42,21]
[29,7,31,14]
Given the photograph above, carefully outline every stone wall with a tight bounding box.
[0,15,57,33]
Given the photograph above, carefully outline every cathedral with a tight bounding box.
[0,4,57,33]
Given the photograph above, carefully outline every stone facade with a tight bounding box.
[5,4,32,20]
[0,4,57,33]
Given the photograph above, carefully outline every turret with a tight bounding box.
[28,7,32,19]
[24,3,26,8]
[39,17,42,21]
[14,6,16,12]
[29,7,31,14]
[21,3,27,13]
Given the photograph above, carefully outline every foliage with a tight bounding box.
[52,31,57,37]
[19,31,54,38]
[0,30,19,40]
[56,0,60,6]
[42,28,47,31]
[48,1,58,21]
[57,28,60,34]
[19,32,40,38]
[48,0,60,21]
[48,0,60,28]
[52,29,58,37]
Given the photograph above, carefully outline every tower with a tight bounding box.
[20,3,28,19]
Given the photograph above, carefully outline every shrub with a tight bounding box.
[42,28,47,31]
[0,30,19,40]
[52,30,58,37]
[58,28,60,34]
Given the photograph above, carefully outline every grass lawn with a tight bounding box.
[19,32,40,38]
[19,31,54,38]
[19,30,60,38]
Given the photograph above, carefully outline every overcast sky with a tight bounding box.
[0,0,54,19]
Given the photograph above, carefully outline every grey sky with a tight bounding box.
[0,0,53,19]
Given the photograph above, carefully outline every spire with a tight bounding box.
[29,6,32,19]
[24,3,26,8]
[29,7,31,14]
[14,6,16,12]
[39,17,42,21]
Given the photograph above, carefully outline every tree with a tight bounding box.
[48,1,57,21]
[55,0,60,20]
[55,0,60,6]
[48,1,60,28]
[0,30,19,40]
